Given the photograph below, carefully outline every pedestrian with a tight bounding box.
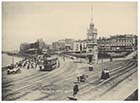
[18,62,22,68]
[101,69,105,79]
[35,62,37,68]
[77,74,81,82]
[31,62,34,68]
[104,69,110,79]
[73,82,79,97]
[63,56,65,61]
[89,63,93,71]
[27,62,30,69]
[23,61,26,68]
[57,59,60,68]
[110,56,113,62]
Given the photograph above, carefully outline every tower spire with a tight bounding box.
[91,4,93,23]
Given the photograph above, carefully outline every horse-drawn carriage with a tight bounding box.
[101,69,110,79]
[7,64,21,75]
[77,74,88,82]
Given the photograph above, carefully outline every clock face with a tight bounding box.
[88,36,93,39]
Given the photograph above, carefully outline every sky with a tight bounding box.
[2,2,137,51]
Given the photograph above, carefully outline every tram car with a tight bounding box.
[39,57,58,71]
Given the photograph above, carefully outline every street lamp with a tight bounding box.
[101,45,104,63]
[12,56,14,65]
[80,41,82,63]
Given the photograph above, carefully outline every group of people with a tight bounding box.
[7,55,42,71]
[72,65,110,98]
[22,57,38,69]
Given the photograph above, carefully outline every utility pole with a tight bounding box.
[102,47,103,63]
[12,56,14,65]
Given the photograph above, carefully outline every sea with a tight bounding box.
[2,54,23,68]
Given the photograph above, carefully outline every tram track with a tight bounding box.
[33,59,128,90]
[47,60,135,100]
[36,60,134,100]
[3,60,77,100]
[2,59,68,89]
[78,63,137,100]
[23,60,130,100]
[58,60,130,84]
[98,68,137,99]
[2,59,137,100]
[79,61,136,94]
[2,58,65,86]
[3,59,123,91]
[3,58,126,87]
[82,67,137,100]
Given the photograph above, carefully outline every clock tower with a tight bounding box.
[86,6,98,64]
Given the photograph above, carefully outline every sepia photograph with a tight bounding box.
[2,1,138,101]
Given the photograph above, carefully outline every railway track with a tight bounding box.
[54,61,135,100]
[40,60,127,87]
[2,59,137,100]
[2,60,77,100]
[2,57,65,85]
[2,58,70,89]
[79,61,136,93]
[26,61,136,100]
[3,59,124,91]
[35,60,135,100]
[82,67,137,100]
[58,60,131,84]
[78,63,137,100]
[31,60,130,100]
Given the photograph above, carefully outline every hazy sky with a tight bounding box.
[2,2,137,51]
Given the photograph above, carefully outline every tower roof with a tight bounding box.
[90,4,94,25]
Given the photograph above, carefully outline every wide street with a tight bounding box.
[2,56,137,100]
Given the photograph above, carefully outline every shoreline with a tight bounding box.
[2,53,25,69]
[2,51,34,58]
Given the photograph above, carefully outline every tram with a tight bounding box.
[39,57,58,71]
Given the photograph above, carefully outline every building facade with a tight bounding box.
[97,34,137,53]
[20,39,47,55]
[52,40,65,51]
[73,40,87,52]
[52,39,74,51]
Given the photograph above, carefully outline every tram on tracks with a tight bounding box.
[39,56,58,71]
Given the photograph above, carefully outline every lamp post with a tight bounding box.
[101,47,104,63]
[80,41,82,63]
[12,56,14,66]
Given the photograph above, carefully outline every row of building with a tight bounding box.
[98,34,137,52]
[51,34,137,53]
[52,39,74,51]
